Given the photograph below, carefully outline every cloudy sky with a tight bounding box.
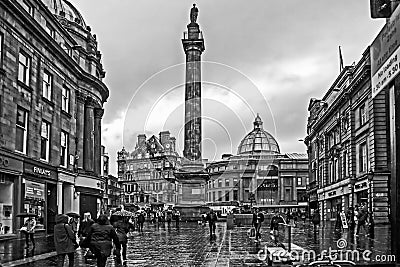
[71,1,384,176]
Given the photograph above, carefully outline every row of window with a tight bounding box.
[207,190,239,202]
[18,50,71,113]
[16,107,69,166]
[316,142,368,187]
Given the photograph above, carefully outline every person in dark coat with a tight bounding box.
[312,209,321,231]
[113,218,129,264]
[252,208,265,242]
[86,214,120,267]
[206,209,218,236]
[78,212,94,238]
[54,214,79,267]
[137,211,145,233]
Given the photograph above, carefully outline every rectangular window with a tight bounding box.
[15,108,28,153]
[225,179,230,187]
[40,121,50,161]
[42,70,52,100]
[218,191,222,201]
[18,52,30,85]
[233,190,238,201]
[360,104,367,126]
[225,191,230,201]
[22,0,34,16]
[359,143,368,173]
[297,177,302,186]
[0,33,3,66]
[212,191,216,202]
[343,150,349,177]
[45,22,55,39]
[60,131,68,167]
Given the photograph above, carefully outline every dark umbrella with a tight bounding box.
[66,212,80,218]
[16,212,38,217]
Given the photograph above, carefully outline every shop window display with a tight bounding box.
[0,175,14,235]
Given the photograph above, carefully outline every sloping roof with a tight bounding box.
[284,153,308,160]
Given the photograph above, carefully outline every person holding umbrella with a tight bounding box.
[54,214,79,267]
[22,216,36,249]
[112,217,129,264]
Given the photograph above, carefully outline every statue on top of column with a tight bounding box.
[190,4,198,24]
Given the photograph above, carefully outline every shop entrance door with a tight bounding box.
[80,194,97,219]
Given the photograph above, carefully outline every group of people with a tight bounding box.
[52,212,130,267]
[146,208,181,228]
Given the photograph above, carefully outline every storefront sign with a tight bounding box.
[340,211,348,229]
[354,181,368,192]
[25,180,45,200]
[371,5,400,98]
[24,162,56,180]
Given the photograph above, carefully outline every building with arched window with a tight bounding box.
[206,115,308,214]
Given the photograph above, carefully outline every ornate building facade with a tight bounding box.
[305,48,390,224]
[0,0,109,235]
[117,131,180,210]
[206,116,308,213]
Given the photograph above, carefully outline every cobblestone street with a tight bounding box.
[0,221,393,266]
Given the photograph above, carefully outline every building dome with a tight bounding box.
[237,115,280,155]
[41,0,87,28]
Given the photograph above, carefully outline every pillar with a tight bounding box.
[94,108,104,176]
[84,98,95,172]
[57,182,63,214]
[76,91,86,170]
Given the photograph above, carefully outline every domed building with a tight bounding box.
[205,115,309,216]
[0,0,108,235]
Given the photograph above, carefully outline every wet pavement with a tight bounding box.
[0,221,393,266]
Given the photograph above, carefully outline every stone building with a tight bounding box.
[305,48,390,224]
[117,131,180,210]
[0,0,109,235]
[206,115,308,213]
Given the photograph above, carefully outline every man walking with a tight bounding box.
[206,209,217,237]
[252,208,264,242]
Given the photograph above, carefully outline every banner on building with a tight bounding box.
[371,4,400,98]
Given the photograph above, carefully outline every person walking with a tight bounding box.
[85,214,120,267]
[113,217,129,265]
[346,207,355,233]
[270,211,284,245]
[356,203,368,236]
[252,208,264,242]
[174,209,180,228]
[137,211,145,233]
[166,208,173,228]
[22,217,36,249]
[78,212,94,238]
[311,209,321,232]
[54,214,79,267]
[206,209,217,237]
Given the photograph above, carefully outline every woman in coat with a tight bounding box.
[54,214,78,267]
[86,214,120,267]
[23,217,36,249]
[113,218,129,264]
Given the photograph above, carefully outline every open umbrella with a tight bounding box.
[66,212,80,218]
[112,210,134,217]
[16,212,38,217]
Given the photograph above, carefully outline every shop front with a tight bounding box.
[0,151,23,235]
[22,161,57,234]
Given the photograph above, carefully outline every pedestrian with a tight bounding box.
[174,209,180,228]
[270,211,284,245]
[311,209,321,231]
[166,208,173,228]
[85,214,120,267]
[346,207,355,233]
[354,205,359,236]
[137,210,145,233]
[356,203,368,236]
[69,216,79,240]
[78,212,94,238]
[22,217,36,249]
[54,214,79,267]
[112,217,129,265]
[206,209,217,237]
[252,208,264,242]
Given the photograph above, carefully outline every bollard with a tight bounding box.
[288,225,291,252]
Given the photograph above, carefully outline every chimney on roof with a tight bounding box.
[137,134,146,147]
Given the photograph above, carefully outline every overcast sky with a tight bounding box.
[71,1,385,176]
